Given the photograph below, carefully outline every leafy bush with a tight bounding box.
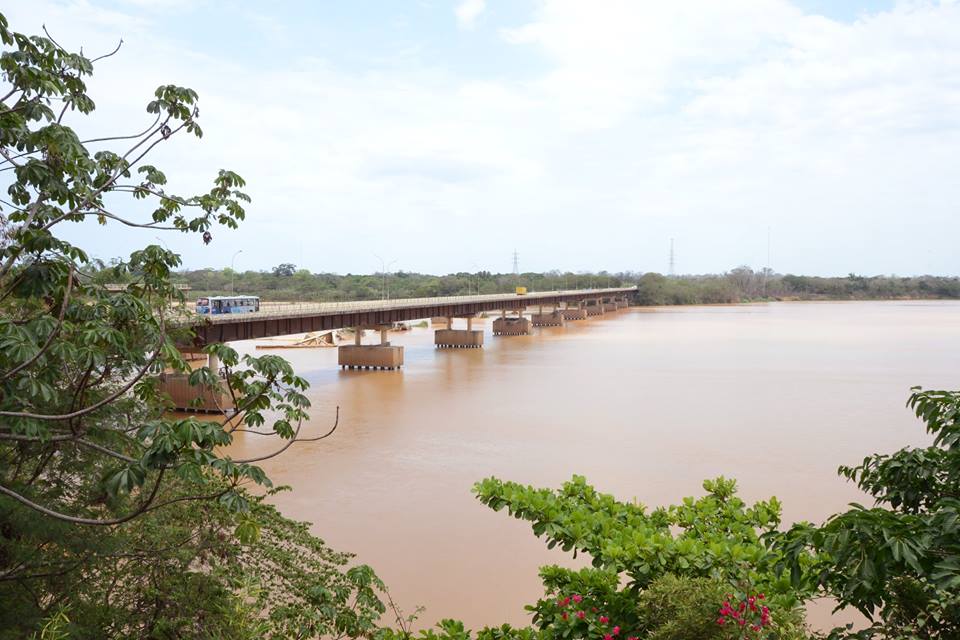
[776,388,960,639]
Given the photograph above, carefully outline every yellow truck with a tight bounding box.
[515,286,527,295]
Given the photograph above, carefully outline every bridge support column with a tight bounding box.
[602,297,619,312]
[562,305,587,321]
[492,314,531,336]
[531,309,565,327]
[157,348,234,414]
[435,316,484,348]
[339,326,404,370]
[585,299,604,316]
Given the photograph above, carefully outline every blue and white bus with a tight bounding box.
[196,295,261,315]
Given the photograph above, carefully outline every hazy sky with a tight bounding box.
[5,1,959,276]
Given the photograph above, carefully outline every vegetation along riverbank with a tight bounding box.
[2,12,958,639]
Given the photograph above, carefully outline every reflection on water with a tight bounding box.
[224,301,960,631]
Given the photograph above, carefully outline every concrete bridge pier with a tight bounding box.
[602,297,619,313]
[339,326,404,370]
[531,302,565,327]
[562,300,588,321]
[493,309,531,336]
[585,298,605,317]
[435,315,484,348]
[155,348,234,414]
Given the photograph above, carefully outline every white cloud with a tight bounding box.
[4,0,960,276]
[455,0,486,29]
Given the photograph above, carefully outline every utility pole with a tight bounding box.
[763,226,771,298]
[374,254,397,300]
[230,249,243,294]
[669,239,675,277]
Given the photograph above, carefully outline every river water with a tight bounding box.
[225,301,959,631]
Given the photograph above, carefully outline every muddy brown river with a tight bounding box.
[225,301,959,631]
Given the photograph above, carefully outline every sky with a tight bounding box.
[4,0,960,276]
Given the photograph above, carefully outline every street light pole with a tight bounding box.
[230,249,243,294]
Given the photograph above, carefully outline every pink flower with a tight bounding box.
[561,612,568,621]
[612,626,620,636]
[716,617,726,626]
[599,616,609,624]
[576,611,585,620]
[572,594,583,603]
[738,619,746,627]
[603,635,612,640]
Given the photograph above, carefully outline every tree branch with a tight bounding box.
[231,407,338,464]
[0,468,166,526]
[0,315,166,421]
[90,38,123,63]
[1,265,74,382]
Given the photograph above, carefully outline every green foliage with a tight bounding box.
[636,575,805,640]
[172,267,628,302]
[163,266,960,306]
[634,271,960,306]
[0,7,311,524]
[0,12,383,638]
[776,388,960,638]
[472,475,809,639]
[475,475,802,606]
[0,477,386,638]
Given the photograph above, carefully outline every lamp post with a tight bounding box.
[230,249,243,294]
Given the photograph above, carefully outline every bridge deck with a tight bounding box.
[188,287,635,345]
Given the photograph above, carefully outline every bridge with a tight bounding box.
[167,287,636,411]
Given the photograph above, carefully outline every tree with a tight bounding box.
[470,475,809,639]
[0,13,384,635]
[272,263,297,277]
[777,388,960,638]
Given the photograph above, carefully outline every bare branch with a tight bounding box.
[0,88,18,104]
[0,432,138,464]
[38,118,185,235]
[74,438,137,463]
[0,146,23,168]
[231,407,339,464]
[0,468,166,526]
[41,24,69,54]
[82,112,160,145]
[76,208,179,231]
[90,38,123,64]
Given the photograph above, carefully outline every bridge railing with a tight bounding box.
[195,287,636,323]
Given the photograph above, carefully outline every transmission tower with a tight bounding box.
[512,249,519,275]
[669,238,675,277]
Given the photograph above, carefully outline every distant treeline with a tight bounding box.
[635,269,960,305]
[92,261,960,304]
[165,265,625,301]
